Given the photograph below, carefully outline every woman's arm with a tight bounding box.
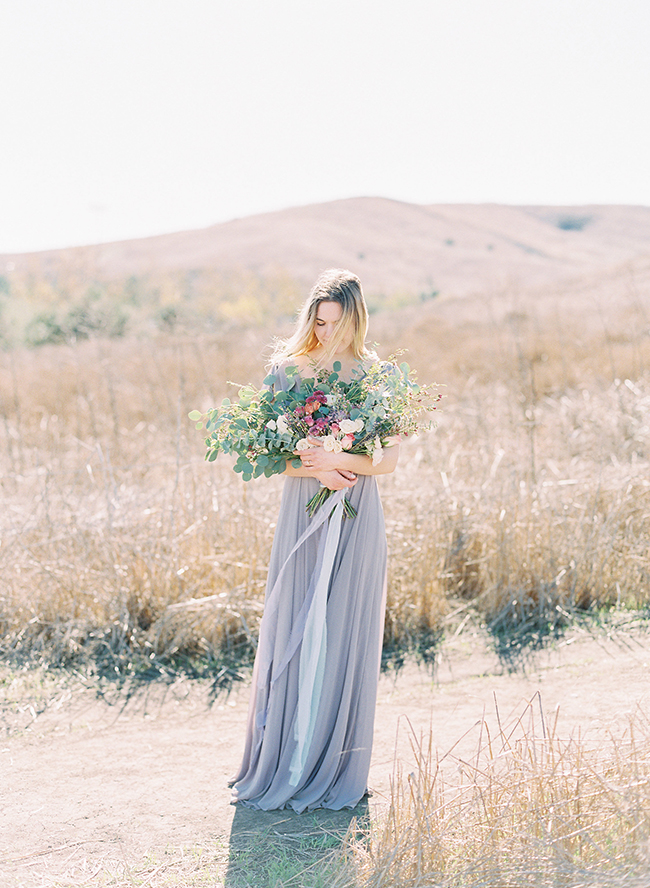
[283,456,359,491]
[296,440,400,477]
[338,444,400,475]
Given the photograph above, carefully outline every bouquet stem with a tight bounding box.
[306,486,357,519]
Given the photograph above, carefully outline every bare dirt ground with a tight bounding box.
[1,620,649,887]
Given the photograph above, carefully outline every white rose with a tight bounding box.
[276,415,289,434]
[326,394,337,406]
[295,438,311,451]
[372,436,384,466]
[339,418,364,435]
[323,435,343,453]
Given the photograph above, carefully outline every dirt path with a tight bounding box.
[2,621,649,887]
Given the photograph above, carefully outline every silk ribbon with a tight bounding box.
[252,488,347,785]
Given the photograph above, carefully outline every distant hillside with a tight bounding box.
[3,197,650,300]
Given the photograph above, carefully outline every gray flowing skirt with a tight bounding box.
[230,473,387,812]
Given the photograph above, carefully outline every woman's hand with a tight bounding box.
[295,438,340,474]
[292,440,356,490]
[314,469,358,491]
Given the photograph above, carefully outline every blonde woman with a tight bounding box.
[230,269,399,811]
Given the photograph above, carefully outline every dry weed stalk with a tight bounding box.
[336,698,650,887]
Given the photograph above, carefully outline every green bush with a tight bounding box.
[25,294,128,346]
[556,214,592,231]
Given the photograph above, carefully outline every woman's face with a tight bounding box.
[314,301,353,354]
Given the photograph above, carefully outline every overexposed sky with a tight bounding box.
[1,0,649,253]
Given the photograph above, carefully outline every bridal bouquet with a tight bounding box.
[190,360,440,518]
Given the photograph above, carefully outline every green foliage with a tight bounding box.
[556,214,592,231]
[24,311,66,346]
[0,300,10,350]
[25,292,128,345]
[155,304,181,331]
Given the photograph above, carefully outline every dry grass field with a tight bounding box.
[1,201,650,885]
[1,259,649,679]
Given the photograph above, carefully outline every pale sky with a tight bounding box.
[1,0,648,254]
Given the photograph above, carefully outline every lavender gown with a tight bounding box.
[230,365,388,812]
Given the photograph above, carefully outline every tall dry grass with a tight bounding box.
[0,274,649,678]
[334,698,650,887]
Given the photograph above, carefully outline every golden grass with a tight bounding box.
[1,277,649,678]
[333,698,650,887]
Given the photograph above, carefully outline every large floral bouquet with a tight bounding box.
[190,359,440,518]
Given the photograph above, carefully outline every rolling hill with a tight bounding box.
[2,197,649,301]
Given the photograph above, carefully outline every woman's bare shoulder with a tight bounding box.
[278,354,313,374]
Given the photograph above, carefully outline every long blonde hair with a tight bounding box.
[271,269,373,365]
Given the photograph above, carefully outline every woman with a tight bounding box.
[230,269,399,811]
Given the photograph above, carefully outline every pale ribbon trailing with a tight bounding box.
[289,495,344,785]
[252,487,347,786]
